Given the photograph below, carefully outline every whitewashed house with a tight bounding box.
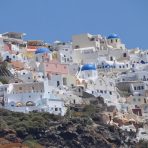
[1,80,67,115]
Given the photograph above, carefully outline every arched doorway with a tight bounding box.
[26,101,35,106]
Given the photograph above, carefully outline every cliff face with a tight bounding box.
[0,107,139,148]
[0,62,24,84]
[37,118,138,148]
[0,118,137,148]
[0,62,14,84]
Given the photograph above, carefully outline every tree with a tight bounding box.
[1,61,8,69]
[0,77,9,84]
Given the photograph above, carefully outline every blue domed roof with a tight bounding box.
[81,64,96,71]
[35,47,50,54]
[107,34,119,39]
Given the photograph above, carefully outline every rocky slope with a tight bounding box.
[0,106,141,148]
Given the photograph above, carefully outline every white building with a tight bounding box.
[73,47,98,64]
[53,41,73,64]
[72,33,128,63]
[72,33,101,49]
[0,80,67,116]
[76,64,98,84]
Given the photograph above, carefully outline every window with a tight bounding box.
[141,132,147,135]
[100,90,103,93]
[75,45,79,49]
[55,108,58,111]
[109,91,112,95]
[47,74,51,80]
[90,81,93,84]
[134,87,136,90]
[63,78,67,85]
[123,53,127,57]
[111,39,113,43]
[59,108,61,111]
[141,86,144,89]
[137,86,141,90]
[19,87,22,90]
[138,98,141,102]
[90,37,95,41]
[143,76,146,81]
[110,57,113,61]
[36,57,38,61]
[116,39,118,42]
[133,98,136,101]
[100,80,102,84]
[28,77,30,79]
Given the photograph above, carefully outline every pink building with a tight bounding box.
[42,60,69,87]
[44,60,69,75]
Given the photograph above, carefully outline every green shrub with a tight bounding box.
[83,104,96,116]
[138,140,148,148]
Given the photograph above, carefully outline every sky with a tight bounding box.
[0,0,148,49]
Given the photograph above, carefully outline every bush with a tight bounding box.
[0,77,9,84]
[16,127,28,138]
[0,109,63,140]
[138,140,148,148]
[83,104,96,116]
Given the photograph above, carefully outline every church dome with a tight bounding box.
[107,34,119,39]
[81,64,96,71]
[35,47,50,54]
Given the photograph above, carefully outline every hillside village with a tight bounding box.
[0,32,148,142]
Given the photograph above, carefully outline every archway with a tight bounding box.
[16,102,23,107]
[26,101,35,106]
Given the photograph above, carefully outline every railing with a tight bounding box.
[116,87,132,97]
